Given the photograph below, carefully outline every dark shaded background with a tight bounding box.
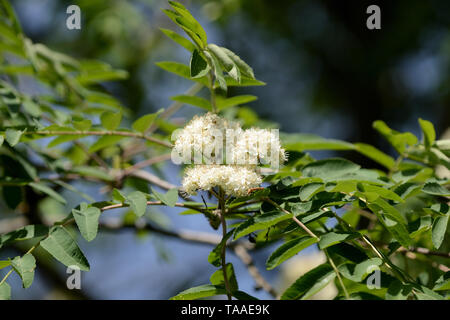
[1,0,449,299]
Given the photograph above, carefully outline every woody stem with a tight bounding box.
[218,188,232,300]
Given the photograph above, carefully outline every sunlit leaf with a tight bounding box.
[40,227,90,271]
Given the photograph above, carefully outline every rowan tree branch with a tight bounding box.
[21,130,173,148]
[99,218,222,246]
[121,153,172,176]
[232,244,278,298]
[127,170,177,190]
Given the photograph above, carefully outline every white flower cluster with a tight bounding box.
[229,128,287,166]
[182,165,262,197]
[173,112,286,197]
[172,112,286,167]
[172,112,235,164]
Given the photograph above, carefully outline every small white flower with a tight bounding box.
[173,113,287,167]
[173,113,286,197]
[182,165,262,197]
[173,112,239,165]
[229,128,287,167]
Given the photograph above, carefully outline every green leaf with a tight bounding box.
[72,204,102,242]
[171,95,212,111]
[224,76,265,87]
[394,182,422,200]
[430,203,450,215]
[0,225,48,249]
[408,216,432,238]
[204,50,227,91]
[22,98,42,117]
[386,280,413,300]
[207,44,241,83]
[414,286,445,300]
[0,282,11,300]
[208,230,233,267]
[126,191,147,217]
[100,111,122,130]
[48,133,84,148]
[0,261,11,269]
[190,49,210,78]
[216,95,258,110]
[0,135,4,146]
[162,11,204,49]
[436,139,450,150]
[373,120,418,154]
[76,70,128,85]
[433,272,450,291]
[338,258,383,282]
[232,291,259,300]
[160,28,195,52]
[219,47,255,79]
[337,292,382,300]
[234,210,291,240]
[210,263,238,292]
[11,253,36,288]
[29,182,66,204]
[431,215,449,249]
[299,183,324,201]
[152,187,178,207]
[283,133,355,151]
[418,118,436,148]
[266,236,318,270]
[368,201,413,248]
[2,185,22,209]
[168,1,207,47]
[73,119,92,131]
[281,264,335,300]
[422,182,450,197]
[70,166,114,181]
[392,168,433,184]
[5,128,22,146]
[298,210,334,224]
[40,227,90,271]
[363,184,404,203]
[354,143,396,170]
[0,0,22,34]
[319,232,360,250]
[112,188,126,203]
[370,198,407,224]
[89,135,125,153]
[430,147,450,169]
[156,61,207,85]
[327,242,368,263]
[301,158,360,181]
[170,284,226,300]
[132,109,164,133]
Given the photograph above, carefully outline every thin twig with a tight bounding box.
[233,244,278,298]
[99,218,222,246]
[324,249,349,300]
[264,198,318,239]
[128,170,177,190]
[329,209,410,282]
[20,130,172,148]
[209,71,217,113]
[122,153,172,176]
[73,141,108,169]
[218,188,233,300]
[372,242,450,259]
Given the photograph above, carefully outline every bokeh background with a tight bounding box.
[1,0,449,299]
